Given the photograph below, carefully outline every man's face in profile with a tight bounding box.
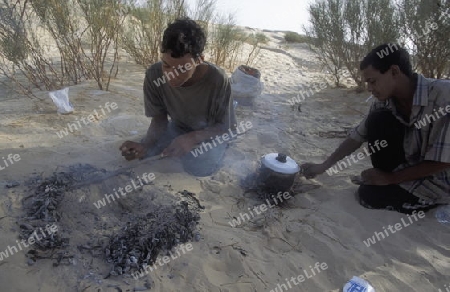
[362,65,397,101]
[161,52,200,87]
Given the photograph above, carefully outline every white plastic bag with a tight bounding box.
[343,276,375,292]
[49,87,73,114]
[230,66,263,99]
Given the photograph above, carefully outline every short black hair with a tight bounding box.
[360,43,413,77]
[161,18,206,58]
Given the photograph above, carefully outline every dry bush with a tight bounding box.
[208,14,247,71]
[194,1,264,70]
[305,0,400,89]
[121,0,247,72]
[284,31,309,43]
[189,0,217,41]
[76,0,128,90]
[121,0,188,68]
[0,0,66,98]
[344,0,400,87]
[306,0,450,85]
[30,0,93,86]
[304,0,347,87]
[244,32,269,66]
[398,0,450,78]
[0,0,131,97]
[0,0,270,98]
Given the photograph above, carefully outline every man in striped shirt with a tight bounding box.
[302,43,450,214]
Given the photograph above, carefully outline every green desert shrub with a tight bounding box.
[284,31,308,43]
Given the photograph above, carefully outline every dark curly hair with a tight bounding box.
[360,43,413,77]
[161,18,206,58]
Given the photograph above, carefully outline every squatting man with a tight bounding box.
[302,43,450,214]
[119,18,236,177]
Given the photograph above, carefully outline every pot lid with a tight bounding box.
[261,153,300,174]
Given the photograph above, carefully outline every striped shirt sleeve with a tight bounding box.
[424,85,450,163]
[348,98,386,142]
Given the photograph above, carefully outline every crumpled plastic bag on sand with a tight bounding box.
[49,87,74,114]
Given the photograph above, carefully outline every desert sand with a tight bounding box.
[0,29,449,292]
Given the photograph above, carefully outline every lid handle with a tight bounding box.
[275,153,287,163]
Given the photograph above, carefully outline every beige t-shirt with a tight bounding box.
[143,61,236,132]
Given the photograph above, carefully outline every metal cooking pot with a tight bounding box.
[257,153,300,193]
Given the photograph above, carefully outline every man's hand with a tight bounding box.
[361,168,396,185]
[162,133,197,157]
[301,138,363,179]
[301,163,328,179]
[120,141,148,161]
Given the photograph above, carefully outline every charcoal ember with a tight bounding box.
[5,181,20,188]
[27,258,36,266]
[19,164,201,276]
[178,190,205,211]
[21,164,102,227]
[18,167,91,262]
[19,224,69,250]
[67,164,107,183]
[23,172,74,222]
[105,201,200,276]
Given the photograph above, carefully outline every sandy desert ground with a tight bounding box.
[0,29,449,292]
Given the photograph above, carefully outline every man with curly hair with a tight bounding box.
[120,18,236,177]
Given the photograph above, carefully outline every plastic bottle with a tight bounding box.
[435,205,450,224]
[343,276,375,292]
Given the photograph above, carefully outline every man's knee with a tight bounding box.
[182,144,227,177]
[366,109,405,140]
[366,109,398,130]
[182,155,222,176]
[357,185,377,209]
[183,163,218,177]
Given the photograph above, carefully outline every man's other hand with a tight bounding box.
[162,134,197,157]
[120,141,148,161]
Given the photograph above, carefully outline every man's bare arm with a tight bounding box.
[141,114,169,149]
[120,114,169,160]
[323,137,364,168]
[161,121,229,157]
[361,161,450,185]
[188,122,228,145]
[302,137,363,178]
[391,161,450,184]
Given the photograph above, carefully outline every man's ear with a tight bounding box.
[390,65,401,76]
[198,54,205,63]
